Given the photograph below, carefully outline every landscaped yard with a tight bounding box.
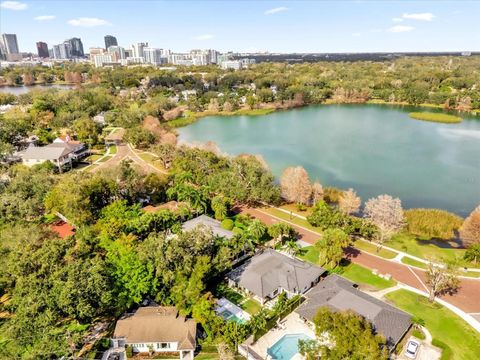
[298,247,396,290]
[339,263,396,290]
[355,240,397,259]
[385,289,480,360]
[278,203,315,217]
[85,154,103,162]
[401,256,428,269]
[108,145,117,154]
[215,284,262,316]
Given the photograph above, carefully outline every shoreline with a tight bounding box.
[169,101,480,128]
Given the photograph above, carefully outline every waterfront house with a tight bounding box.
[112,306,196,360]
[295,274,412,350]
[182,215,235,239]
[227,249,326,304]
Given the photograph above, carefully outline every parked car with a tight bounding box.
[107,353,121,360]
[405,340,420,359]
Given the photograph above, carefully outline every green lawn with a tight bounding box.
[278,203,315,217]
[85,154,102,162]
[339,263,396,290]
[108,145,117,154]
[261,207,323,234]
[386,233,468,264]
[355,240,397,259]
[401,256,428,269]
[299,247,396,290]
[195,353,244,360]
[97,155,113,163]
[298,245,320,264]
[241,298,262,315]
[385,289,480,360]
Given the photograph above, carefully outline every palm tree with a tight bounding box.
[248,219,267,241]
[284,239,301,256]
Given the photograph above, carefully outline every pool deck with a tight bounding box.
[215,297,251,322]
[243,312,315,359]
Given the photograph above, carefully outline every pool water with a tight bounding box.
[267,333,313,360]
[219,309,245,323]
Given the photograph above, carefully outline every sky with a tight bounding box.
[1,0,479,53]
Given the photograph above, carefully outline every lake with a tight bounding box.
[178,104,480,216]
[0,84,74,95]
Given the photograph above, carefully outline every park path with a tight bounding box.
[237,206,480,314]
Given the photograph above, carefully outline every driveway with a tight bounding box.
[398,337,441,360]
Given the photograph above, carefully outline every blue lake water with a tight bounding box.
[178,104,480,216]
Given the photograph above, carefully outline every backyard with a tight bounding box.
[215,284,262,315]
[298,246,396,290]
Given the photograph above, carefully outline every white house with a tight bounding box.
[112,306,196,360]
[21,136,88,170]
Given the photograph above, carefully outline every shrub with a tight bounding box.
[126,345,133,358]
[405,209,463,240]
[463,244,480,264]
[221,218,234,230]
[232,227,244,235]
[323,187,344,204]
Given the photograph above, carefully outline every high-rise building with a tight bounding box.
[143,47,165,66]
[36,42,49,58]
[89,47,105,61]
[107,46,126,61]
[93,54,113,68]
[1,33,22,61]
[104,35,118,50]
[131,42,148,58]
[53,43,72,59]
[65,37,84,57]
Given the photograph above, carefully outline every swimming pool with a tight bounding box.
[267,333,313,360]
[219,309,246,324]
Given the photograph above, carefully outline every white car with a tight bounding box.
[405,340,420,359]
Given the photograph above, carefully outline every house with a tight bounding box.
[227,249,326,304]
[104,128,125,146]
[93,112,106,125]
[112,306,196,360]
[182,215,234,239]
[21,136,88,170]
[295,274,412,350]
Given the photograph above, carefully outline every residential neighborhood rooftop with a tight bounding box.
[227,249,326,299]
[182,214,234,239]
[113,306,196,350]
[295,274,412,349]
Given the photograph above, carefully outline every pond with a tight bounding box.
[178,104,480,216]
[0,84,75,95]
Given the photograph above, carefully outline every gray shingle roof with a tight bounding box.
[22,144,72,160]
[295,274,411,349]
[182,215,234,239]
[227,249,326,299]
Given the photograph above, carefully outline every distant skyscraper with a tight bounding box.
[36,41,49,58]
[131,42,148,58]
[104,35,118,50]
[2,33,19,54]
[53,43,72,59]
[1,33,22,61]
[65,37,84,57]
[143,47,164,65]
[107,46,126,61]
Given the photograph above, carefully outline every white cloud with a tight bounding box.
[67,17,111,27]
[402,12,435,21]
[35,15,56,21]
[265,6,289,15]
[0,1,27,10]
[193,34,214,41]
[392,17,403,22]
[388,25,415,33]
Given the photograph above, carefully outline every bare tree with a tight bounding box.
[425,262,459,302]
[280,166,312,205]
[460,206,480,246]
[364,194,404,247]
[311,182,324,205]
[339,188,361,215]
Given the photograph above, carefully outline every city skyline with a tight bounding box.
[1,0,479,54]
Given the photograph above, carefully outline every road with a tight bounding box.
[238,206,480,314]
